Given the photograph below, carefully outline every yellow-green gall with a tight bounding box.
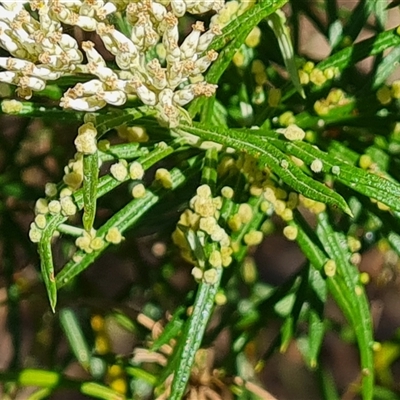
[60,196,77,216]
[178,209,199,228]
[267,88,281,107]
[191,267,203,281]
[191,197,216,218]
[90,237,105,251]
[203,268,218,284]
[63,171,83,190]
[110,160,128,181]
[59,187,73,199]
[244,230,263,246]
[274,200,286,215]
[215,291,227,305]
[129,162,145,180]
[238,203,253,224]
[117,125,149,143]
[241,257,257,284]
[228,214,242,232]
[303,61,315,73]
[221,246,233,262]
[376,86,392,105]
[75,123,98,154]
[29,223,42,243]
[209,250,222,268]
[211,226,229,244]
[245,26,261,48]
[250,185,263,197]
[221,186,234,199]
[359,154,372,169]
[76,232,92,253]
[2,99,23,114]
[324,259,336,277]
[197,184,212,198]
[199,216,218,235]
[213,196,223,211]
[309,68,327,86]
[263,187,276,203]
[34,214,47,230]
[310,158,323,173]
[286,192,298,209]
[278,111,296,127]
[347,236,361,253]
[97,140,110,152]
[327,89,345,104]
[281,208,293,221]
[284,124,306,141]
[105,227,124,244]
[48,200,61,215]
[391,80,400,99]
[299,70,309,85]
[314,100,330,116]
[155,168,173,189]
[283,225,298,241]
[35,198,49,215]
[323,67,336,80]
[131,183,146,198]
[45,183,57,197]
[360,272,370,285]
[232,50,245,68]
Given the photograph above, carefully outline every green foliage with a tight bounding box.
[1,1,400,399]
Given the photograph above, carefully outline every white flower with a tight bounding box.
[0,0,226,127]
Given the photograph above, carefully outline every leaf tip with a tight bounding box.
[344,205,354,218]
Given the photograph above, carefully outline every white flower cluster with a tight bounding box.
[0,0,225,126]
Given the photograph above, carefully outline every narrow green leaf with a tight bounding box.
[317,213,374,400]
[373,46,400,88]
[280,140,400,212]
[201,147,219,193]
[27,388,53,400]
[59,308,92,371]
[267,10,305,98]
[80,382,125,400]
[306,309,325,368]
[209,0,288,54]
[150,307,185,352]
[169,268,223,400]
[176,124,351,215]
[189,0,288,119]
[318,367,340,400]
[89,106,156,137]
[318,28,400,72]
[38,214,64,312]
[56,157,201,288]
[99,142,147,162]
[19,369,60,387]
[290,212,373,392]
[82,152,99,232]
